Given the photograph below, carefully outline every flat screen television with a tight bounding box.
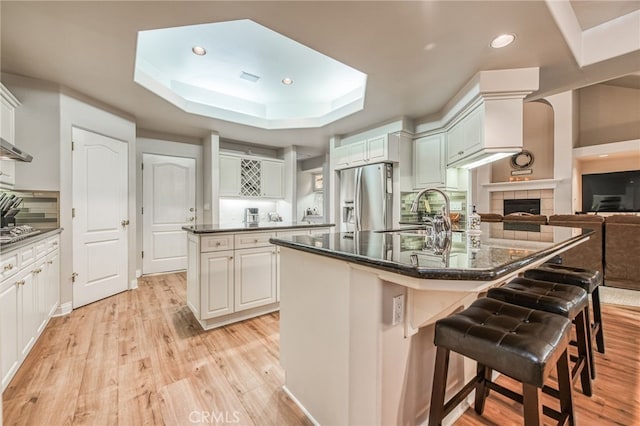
[582,170,640,212]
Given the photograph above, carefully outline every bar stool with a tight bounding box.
[429,297,575,426]
[524,264,604,351]
[487,277,592,397]
[524,263,604,378]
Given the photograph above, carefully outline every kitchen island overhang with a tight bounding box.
[270,223,592,425]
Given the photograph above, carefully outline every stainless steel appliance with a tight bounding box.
[244,207,259,225]
[0,137,33,162]
[339,163,393,232]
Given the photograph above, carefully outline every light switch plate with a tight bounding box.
[450,201,462,211]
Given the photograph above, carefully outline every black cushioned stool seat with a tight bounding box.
[525,263,605,376]
[488,277,592,396]
[429,298,575,426]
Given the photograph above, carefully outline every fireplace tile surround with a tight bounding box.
[490,189,554,217]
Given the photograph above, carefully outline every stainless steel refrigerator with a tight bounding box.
[340,163,393,232]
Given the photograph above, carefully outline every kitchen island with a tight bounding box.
[183,222,333,330]
[269,222,591,425]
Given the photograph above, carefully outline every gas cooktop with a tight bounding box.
[0,225,41,244]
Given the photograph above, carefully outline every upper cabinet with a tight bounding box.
[333,134,398,170]
[446,105,484,166]
[414,134,445,188]
[0,84,20,189]
[219,153,284,199]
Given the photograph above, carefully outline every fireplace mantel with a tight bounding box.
[481,178,563,192]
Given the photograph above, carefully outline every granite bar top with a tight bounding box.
[269,222,592,281]
[1,228,63,255]
[183,222,335,234]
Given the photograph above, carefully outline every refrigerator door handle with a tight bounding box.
[354,167,362,231]
[381,165,387,230]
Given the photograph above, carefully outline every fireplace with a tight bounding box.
[503,198,541,215]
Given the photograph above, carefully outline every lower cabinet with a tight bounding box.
[234,246,276,311]
[1,233,60,392]
[200,250,234,318]
[187,226,332,330]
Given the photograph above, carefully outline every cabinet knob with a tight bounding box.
[229,256,233,260]
[33,268,42,274]
[215,242,221,246]
[458,150,464,155]
[16,280,25,286]
[52,241,58,246]
[187,217,195,222]
[3,263,14,271]
[254,239,259,243]
[47,260,53,265]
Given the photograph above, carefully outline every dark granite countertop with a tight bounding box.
[183,222,335,234]
[269,222,592,281]
[1,228,63,254]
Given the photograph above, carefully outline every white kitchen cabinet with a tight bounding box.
[414,134,446,188]
[0,83,20,189]
[446,105,484,166]
[0,232,60,392]
[186,225,333,329]
[219,154,284,198]
[201,250,234,319]
[45,247,60,318]
[334,134,397,170]
[260,160,284,198]
[0,280,18,390]
[17,267,37,359]
[234,246,276,312]
[219,155,242,196]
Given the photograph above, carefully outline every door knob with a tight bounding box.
[121,219,130,226]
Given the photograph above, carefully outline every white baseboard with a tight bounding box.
[130,278,139,289]
[54,301,72,316]
[282,385,320,426]
[136,269,142,278]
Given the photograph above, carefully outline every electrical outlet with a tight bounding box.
[392,295,405,325]
[450,201,463,211]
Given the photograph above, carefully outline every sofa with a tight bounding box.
[604,215,640,290]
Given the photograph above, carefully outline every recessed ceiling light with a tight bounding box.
[424,42,436,51]
[282,77,294,85]
[191,46,207,56]
[490,34,516,49]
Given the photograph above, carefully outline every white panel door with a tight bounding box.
[142,154,196,274]
[72,127,128,308]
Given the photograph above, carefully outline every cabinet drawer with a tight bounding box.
[308,227,333,236]
[0,251,19,281]
[19,246,35,267]
[234,232,275,249]
[46,235,60,253]
[201,235,234,252]
[275,229,309,239]
[35,240,48,259]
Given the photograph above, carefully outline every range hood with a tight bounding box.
[0,137,33,162]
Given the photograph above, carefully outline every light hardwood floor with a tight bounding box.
[3,273,639,425]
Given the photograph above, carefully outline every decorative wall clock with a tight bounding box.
[510,150,534,169]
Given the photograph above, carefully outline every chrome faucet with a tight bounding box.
[410,188,452,234]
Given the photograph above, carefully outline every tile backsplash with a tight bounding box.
[2,190,59,229]
[400,190,467,223]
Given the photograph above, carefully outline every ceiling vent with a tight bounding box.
[240,71,260,83]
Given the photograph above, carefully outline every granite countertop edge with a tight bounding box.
[269,230,592,281]
[1,228,63,254]
[183,222,335,234]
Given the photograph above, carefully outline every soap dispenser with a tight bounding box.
[469,205,481,233]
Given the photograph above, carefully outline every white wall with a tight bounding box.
[2,73,60,191]
[59,90,136,307]
[135,137,204,276]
